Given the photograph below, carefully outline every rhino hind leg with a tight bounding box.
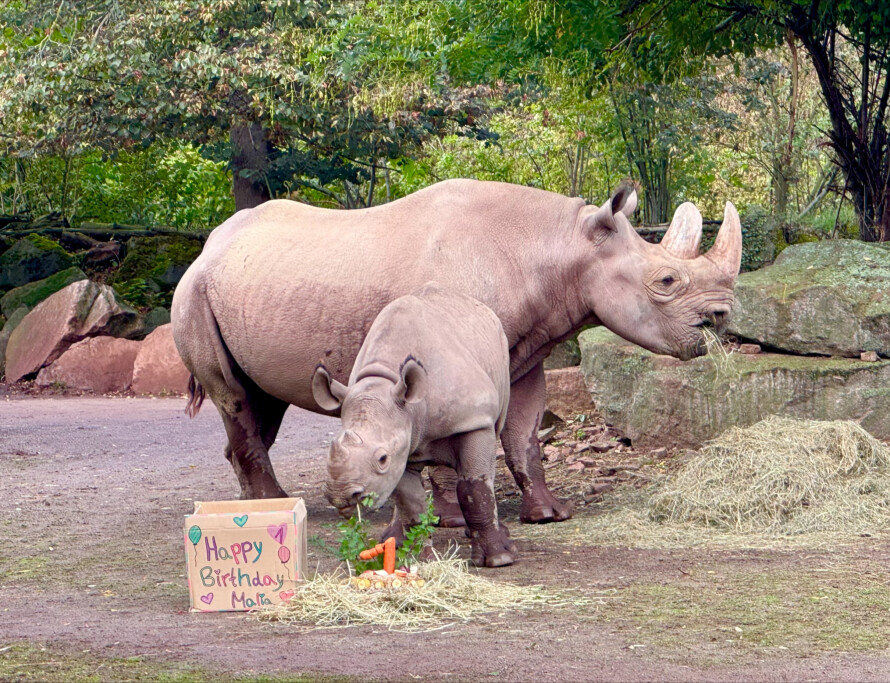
[454,428,515,568]
[220,386,290,500]
[502,362,573,524]
[175,287,288,499]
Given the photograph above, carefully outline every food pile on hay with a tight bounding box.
[259,552,558,632]
[527,416,890,549]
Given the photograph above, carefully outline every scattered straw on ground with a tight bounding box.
[523,417,890,550]
[258,551,572,632]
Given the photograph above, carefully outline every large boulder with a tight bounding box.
[0,234,74,288]
[0,306,30,377]
[36,337,141,393]
[545,367,593,420]
[544,340,582,369]
[728,240,890,357]
[579,327,890,449]
[5,280,140,383]
[130,323,190,395]
[0,266,87,318]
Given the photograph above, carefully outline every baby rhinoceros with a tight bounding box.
[312,283,515,567]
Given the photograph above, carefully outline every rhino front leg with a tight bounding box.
[503,361,573,523]
[455,428,515,568]
[381,465,427,546]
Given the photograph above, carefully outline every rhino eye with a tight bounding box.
[377,453,390,468]
[661,275,676,286]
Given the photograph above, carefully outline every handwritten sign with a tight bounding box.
[184,498,307,612]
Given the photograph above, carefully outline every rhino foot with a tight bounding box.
[238,472,288,500]
[469,524,516,568]
[520,490,573,524]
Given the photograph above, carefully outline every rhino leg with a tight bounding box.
[428,465,467,528]
[454,428,515,568]
[502,361,573,524]
[219,385,290,499]
[175,287,288,499]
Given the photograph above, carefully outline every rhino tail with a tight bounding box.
[185,375,206,418]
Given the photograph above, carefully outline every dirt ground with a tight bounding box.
[3,394,890,682]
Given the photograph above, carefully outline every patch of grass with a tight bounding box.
[594,567,890,655]
[0,642,356,682]
[0,555,47,583]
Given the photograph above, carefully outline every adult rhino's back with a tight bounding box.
[174,179,580,411]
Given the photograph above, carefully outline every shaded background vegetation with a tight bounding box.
[1,0,888,243]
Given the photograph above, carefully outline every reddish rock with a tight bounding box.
[5,281,139,383]
[544,366,593,420]
[130,324,190,395]
[861,351,880,362]
[739,343,762,354]
[36,337,140,393]
[566,462,585,472]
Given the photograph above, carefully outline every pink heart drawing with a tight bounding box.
[200,593,214,605]
[279,590,295,601]
[268,523,287,545]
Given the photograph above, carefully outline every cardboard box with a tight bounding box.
[184,497,307,612]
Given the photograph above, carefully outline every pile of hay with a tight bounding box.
[526,417,890,549]
[258,552,562,632]
[648,416,890,534]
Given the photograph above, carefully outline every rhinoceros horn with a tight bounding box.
[660,202,703,259]
[704,201,743,277]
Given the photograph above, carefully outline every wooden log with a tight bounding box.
[0,225,207,242]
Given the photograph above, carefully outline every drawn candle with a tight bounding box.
[278,545,291,580]
[187,525,202,564]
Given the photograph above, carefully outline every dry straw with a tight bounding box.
[525,417,890,550]
[259,550,572,632]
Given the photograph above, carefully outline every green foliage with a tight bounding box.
[335,497,380,573]
[112,278,154,310]
[335,493,438,573]
[398,495,439,567]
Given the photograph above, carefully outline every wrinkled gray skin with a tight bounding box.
[312,284,515,567]
[171,179,741,524]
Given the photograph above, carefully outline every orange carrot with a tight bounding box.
[358,542,385,561]
[358,537,398,574]
[383,537,396,574]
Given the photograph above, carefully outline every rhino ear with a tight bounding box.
[312,364,348,412]
[612,180,638,217]
[582,182,638,243]
[393,356,427,406]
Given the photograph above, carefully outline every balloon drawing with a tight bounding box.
[188,525,202,563]
[278,545,292,580]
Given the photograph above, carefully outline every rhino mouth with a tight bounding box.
[334,503,358,518]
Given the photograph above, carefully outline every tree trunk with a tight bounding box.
[794,26,889,242]
[230,122,273,211]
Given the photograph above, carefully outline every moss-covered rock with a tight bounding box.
[0,233,74,288]
[728,240,890,357]
[579,327,890,449]
[113,236,201,291]
[0,266,87,318]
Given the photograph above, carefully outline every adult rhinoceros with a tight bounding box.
[171,179,740,524]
